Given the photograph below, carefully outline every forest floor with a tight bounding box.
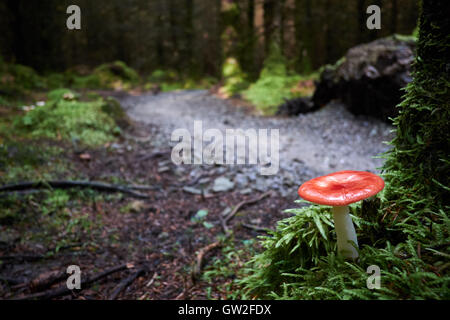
[0,89,393,300]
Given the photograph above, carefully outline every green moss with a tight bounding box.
[148,69,178,83]
[11,64,46,90]
[0,139,67,185]
[45,73,69,89]
[71,61,140,90]
[94,61,140,84]
[0,58,45,97]
[219,57,248,98]
[15,94,120,147]
[243,44,312,114]
[237,195,449,299]
[146,69,218,92]
[0,95,9,106]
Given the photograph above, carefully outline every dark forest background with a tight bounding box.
[0,0,418,78]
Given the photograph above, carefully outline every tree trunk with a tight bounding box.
[169,0,179,71]
[246,0,256,76]
[263,0,276,53]
[384,0,450,209]
[390,0,398,34]
[357,0,366,44]
[184,0,194,71]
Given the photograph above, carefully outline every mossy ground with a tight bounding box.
[242,44,318,114]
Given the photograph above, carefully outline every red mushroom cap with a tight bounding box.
[298,170,385,206]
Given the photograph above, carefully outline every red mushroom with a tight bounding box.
[298,170,384,259]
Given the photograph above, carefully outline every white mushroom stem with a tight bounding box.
[332,206,359,259]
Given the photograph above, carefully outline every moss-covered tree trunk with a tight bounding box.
[383,0,449,214]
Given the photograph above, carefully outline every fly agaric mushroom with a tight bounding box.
[298,170,384,259]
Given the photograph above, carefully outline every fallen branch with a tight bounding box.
[109,268,147,300]
[221,191,272,232]
[15,263,132,300]
[14,271,67,293]
[191,241,222,282]
[0,181,149,199]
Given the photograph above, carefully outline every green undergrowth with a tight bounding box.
[0,189,108,250]
[243,44,318,114]
[146,69,218,92]
[202,237,259,300]
[70,61,140,90]
[0,57,142,100]
[237,198,449,299]
[0,56,45,102]
[12,88,123,147]
[218,57,249,98]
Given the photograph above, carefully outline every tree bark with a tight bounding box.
[263,0,276,53]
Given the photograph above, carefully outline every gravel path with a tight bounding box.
[120,90,393,199]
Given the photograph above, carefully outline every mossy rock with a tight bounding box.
[312,35,416,121]
[148,69,178,83]
[71,74,102,89]
[94,61,140,87]
[45,73,69,89]
[71,61,140,90]
[0,59,45,96]
[11,64,46,90]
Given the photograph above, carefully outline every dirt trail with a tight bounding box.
[121,90,393,197]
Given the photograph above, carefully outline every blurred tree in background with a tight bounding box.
[0,0,418,78]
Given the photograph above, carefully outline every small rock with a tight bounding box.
[212,177,235,193]
[158,232,169,240]
[158,160,171,167]
[234,174,249,188]
[250,218,262,225]
[221,207,232,217]
[239,188,253,195]
[198,177,211,184]
[157,166,170,173]
[183,186,203,195]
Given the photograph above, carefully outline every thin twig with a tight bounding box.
[222,191,272,232]
[191,241,222,282]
